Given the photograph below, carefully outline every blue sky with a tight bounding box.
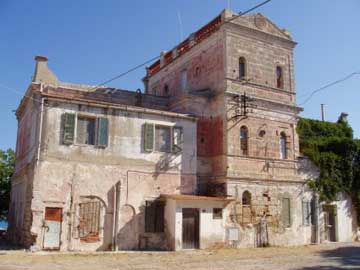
[0,0,359,150]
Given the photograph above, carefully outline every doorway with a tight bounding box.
[323,205,337,242]
[182,208,199,249]
[43,207,62,250]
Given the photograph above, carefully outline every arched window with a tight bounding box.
[163,84,169,96]
[240,126,249,155]
[276,66,284,89]
[280,132,287,159]
[242,191,251,205]
[239,57,246,80]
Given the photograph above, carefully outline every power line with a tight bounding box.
[298,72,360,106]
[89,0,273,91]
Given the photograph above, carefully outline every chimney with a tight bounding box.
[338,112,349,123]
[32,55,58,86]
[160,51,167,68]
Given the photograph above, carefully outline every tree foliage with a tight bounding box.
[297,118,360,223]
[0,149,15,220]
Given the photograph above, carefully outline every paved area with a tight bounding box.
[0,241,359,270]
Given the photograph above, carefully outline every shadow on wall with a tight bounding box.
[115,204,168,251]
[300,245,360,270]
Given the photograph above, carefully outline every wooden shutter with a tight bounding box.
[172,126,183,153]
[144,123,154,152]
[282,198,291,227]
[96,118,109,147]
[62,113,75,145]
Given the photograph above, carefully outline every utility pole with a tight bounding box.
[321,104,325,121]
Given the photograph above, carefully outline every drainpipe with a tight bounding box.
[36,83,45,167]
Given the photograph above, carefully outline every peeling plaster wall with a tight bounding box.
[226,181,313,247]
[23,101,196,251]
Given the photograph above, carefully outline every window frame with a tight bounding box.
[181,69,188,92]
[61,112,109,148]
[76,115,96,146]
[302,200,311,226]
[276,66,284,89]
[279,132,288,159]
[281,197,291,228]
[213,208,223,219]
[240,126,249,156]
[144,123,183,154]
[154,125,172,153]
[239,57,247,80]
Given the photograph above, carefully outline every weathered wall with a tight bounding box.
[26,101,196,251]
[226,181,313,247]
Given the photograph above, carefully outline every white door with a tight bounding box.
[43,207,62,250]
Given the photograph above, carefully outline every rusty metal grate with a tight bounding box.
[79,201,101,240]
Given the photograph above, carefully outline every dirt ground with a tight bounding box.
[0,241,359,270]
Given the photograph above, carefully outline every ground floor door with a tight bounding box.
[323,205,336,242]
[43,207,62,250]
[182,208,199,249]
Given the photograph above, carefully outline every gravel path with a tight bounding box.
[0,242,359,270]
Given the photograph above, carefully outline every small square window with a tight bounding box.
[213,208,223,219]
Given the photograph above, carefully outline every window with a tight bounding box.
[143,123,183,153]
[145,201,165,233]
[280,132,287,159]
[181,69,187,91]
[242,191,252,224]
[240,126,249,155]
[213,208,223,219]
[155,126,171,152]
[242,191,251,205]
[163,84,169,96]
[239,57,246,80]
[302,200,311,226]
[61,113,109,147]
[76,116,95,145]
[276,66,284,89]
[79,200,101,241]
[281,197,291,227]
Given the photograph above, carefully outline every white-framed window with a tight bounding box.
[143,123,183,153]
[61,113,109,148]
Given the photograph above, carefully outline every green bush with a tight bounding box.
[297,118,360,224]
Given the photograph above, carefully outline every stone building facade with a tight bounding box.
[8,10,357,251]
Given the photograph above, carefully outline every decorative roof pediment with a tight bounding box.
[228,12,293,41]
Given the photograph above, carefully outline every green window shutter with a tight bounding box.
[96,118,109,147]
[144,123,154,152]
[172,126,183,153]
[62,113,75,145]
[282,198,291,227]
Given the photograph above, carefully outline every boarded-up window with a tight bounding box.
[155,126,171,152]
[242,191,252,224]
[62,113,75,145]
[213,208,223,219]
[282,197,291,227]
[145,201,164,233]
[77,116,95,145]
[79,201,101,241]
[173,126,183,153]
[302,200,311,226]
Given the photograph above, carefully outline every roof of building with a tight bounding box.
[146,10,295,78]
[160,194,234,202]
